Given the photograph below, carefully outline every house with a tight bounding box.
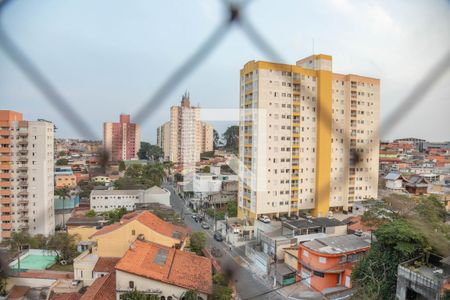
[79,271,116,300]
[298,234,371,293]
[73,211,190,285]
[89,210,190,257]
[143,186,170,207]
[384,172,408,191]
[115,240,213,300]
[405,175,430,195]
[55,174,77,189]
[396,254,449,300]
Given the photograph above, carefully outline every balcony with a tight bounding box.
[18,157,28,163]
[0,147,10,153]
[1,223,12,230]
[1,231,11,238]
[0,215,11,221]
[0,164,11,170]
[18,174,28,179]
[18,131,28,137]
[0,155,11,162]
[18,207,29,213]
[0,130,10,136]
[0,173,11,179]
[0,139,11,144]
[17,166,27,172]
[0,198,10,204]
[18,215,29,220]
[18,149,28,155]
[18,140,28,146]
[0,182,11,187]
[18,191,28,197]
[1,207,11,213]
[0,190,11,196]
[19,181,28,187]
[19,223,29,230]
[17,199,28,204]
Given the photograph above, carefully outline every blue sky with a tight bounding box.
[1,0,449,143]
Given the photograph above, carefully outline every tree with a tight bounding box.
[189,231,207,255]
[226,201,237,218]
[213,129,221,149]
[352,220,427,299]
[120,290,159,300]
[56,158,69,166]
[222,126,239,153]
[47,232,79,263]
[212,285,233,300]
[85,210,96,218]
[119,160,126,172]
[28,234,48,249]
[202,165,210,173]
[181,290,198,300]
[55,187,70,228]
[103,207,128,223]
[137,142,164,161]
[114,164,165,190]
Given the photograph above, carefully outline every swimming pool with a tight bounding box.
[9,249,57,271]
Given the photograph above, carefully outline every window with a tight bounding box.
[131,230,136,236]
[303,250,309,257]
[129,281,134,289]
[319,257,327,264]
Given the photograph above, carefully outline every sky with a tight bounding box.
[1,0,449,143]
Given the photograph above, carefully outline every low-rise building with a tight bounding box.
[405,175,430,195]
[91,176,111,184]
[90,187,171,212]
[297,234,371,293]
[384,172,408,191]
[55,174,77,189]
[281,218,347,238]
[115,240,213,299]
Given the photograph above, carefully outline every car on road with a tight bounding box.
[201,222,210,229]
[191,213,198,220]
[213,232,223,242]
[258,215,271,223]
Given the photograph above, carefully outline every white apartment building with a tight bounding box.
[0,110,55,241]
[90,186,171,212]
[157,92,214,165]
[238,55,379,219]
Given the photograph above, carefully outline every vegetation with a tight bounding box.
[202,165,211,173]
[213,129,221,149]
[137,142,164,161]
[114,164,165,190]
[189,231,207,255]
[120,290,159,300]
[119,160,126,172]
[226,201,237,218]
[175,173,183,182]
[79,180,95,198]
[352,194,449,299]
[102,207,128,223]
[206,208,225,221]
[180,290,199,300]
[212,273,233,300]
[55,158,69,165]
[47,232,79,263]
[85,210,96,218]
[222,125,239,153]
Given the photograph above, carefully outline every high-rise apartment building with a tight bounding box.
[103,114,141,162]
[0,110,55,241]
[238,54,379,219]
[157,93,214,165]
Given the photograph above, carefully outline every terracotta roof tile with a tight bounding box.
[50,292,81,300]
[80,272,115,300]
[93,257,120,273]
[116,240,212,295]
[8,285,30,299]
[90,211,190,241]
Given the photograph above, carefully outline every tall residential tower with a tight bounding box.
[238,55,379,219]
[103,114,141,162]
[0,110,55,241]
[157,93,214,165]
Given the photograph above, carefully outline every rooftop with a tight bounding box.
[283,217,345,229]
[90,189,141,196]
[93,257,120,273]
[80,272,115,300]
[145,186,169,194]
[116,240,212,295]
[302,234,371,254]
[90,210,190,241]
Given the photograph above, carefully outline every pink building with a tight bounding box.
[103,114,140,162]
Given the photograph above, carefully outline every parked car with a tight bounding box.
[258,215,271,223]
[213,232,223,242]
[201,222,210,229]
[191,213,198,220]
[279,216,288,221]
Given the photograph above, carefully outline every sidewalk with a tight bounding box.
[277,282,326,300]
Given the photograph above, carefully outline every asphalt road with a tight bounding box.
[165,184,286,300]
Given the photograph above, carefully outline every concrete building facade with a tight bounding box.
[238,54,380,219]
[0,110,55,241]
[103,114,141,162]
[157,93,214,165]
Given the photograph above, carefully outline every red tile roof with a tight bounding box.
[80,272,116,300]
[90,211,190,241]
[8,285,30,299]
[50,292,81,300]
[116,240,212,295]
[93,257,120,273]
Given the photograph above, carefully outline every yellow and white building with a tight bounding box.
[238,54,379,219]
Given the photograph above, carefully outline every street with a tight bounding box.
[165,184,287,300]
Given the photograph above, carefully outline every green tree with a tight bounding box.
[181,290,198,300]
[55,158,69,166]
[85,210,96,218]
[47,232,79,263]
[226,201,237,218]
[119,160,126,172]
[28,234,48,249]
[222,126,239,153]
[213,129,221,149]
[202,165,210,173]
[352,220,427,299]
[55,187,70,228]
[103,207,128,223]
[137,142,164,161]
[189,231,207,255]
[212,285,233,300]
[120,290,159,300]
[213,273,227,286]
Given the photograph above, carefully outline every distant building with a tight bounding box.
[405,175,430,195]
[394,138,426,152]
[0,110,55,241]
[103,114,141,162]
[157,93,213,165]
[298,234,371,293]
[384,172,408,191]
